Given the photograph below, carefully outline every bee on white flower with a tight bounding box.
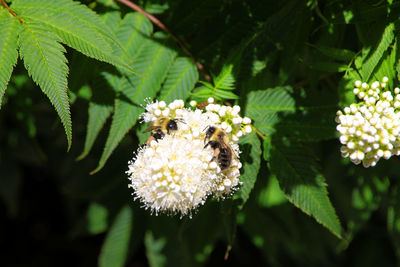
[127,99,252,217]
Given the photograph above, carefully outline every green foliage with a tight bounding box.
[99,205,133,267]
[265,140,342,238]
[3,0,400,266]
[361,23,395,81]
[0,10,19,106]
[18,21,72,149]
[233,131,261,209]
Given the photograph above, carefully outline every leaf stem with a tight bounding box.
[0,0,23,23]
[251,125,265,140]
[115,0,211,82]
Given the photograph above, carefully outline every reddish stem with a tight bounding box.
[115,0,211,82]
[0,0,23,23]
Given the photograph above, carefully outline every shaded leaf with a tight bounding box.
[233,131,261,209]
[145,231,167,267]
[246,87,336,141]
[18,21,71,149]
[159,57,198,102]
[92,39,176,173]
[310,44,356,61]
[361,23,394,81]
[0,10,20,107]
[265,140,342,238]
[13,0,136,74]
[99,205,132,267]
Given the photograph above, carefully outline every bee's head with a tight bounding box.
[205,126,216,136]
[167,120,178,131]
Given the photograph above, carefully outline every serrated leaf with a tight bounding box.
[12,0,136,74]
[92,39,176,173]
[0,10,20,107]
[373,44,396,88]
[77,102,113,160]
[266,140,342,238]
[233,131,261,209]
[191,86,213,98]
[159,57,198,102]
[198,80,213,89]
[18,21,71,149]
[362,23,394,81]
[246,87,336,141]
[99,205,132,267]
[310,44,356,61]
[214,64,235,90]
[144,231,167,267]
[214,89,239,100]
[116,13,153,59]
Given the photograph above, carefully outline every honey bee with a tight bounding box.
[203,126,235,171]
[144,118,183,145]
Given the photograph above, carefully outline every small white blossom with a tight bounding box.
[336,78,400,167]
[129,99,249,217]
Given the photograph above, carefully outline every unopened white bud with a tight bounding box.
[242,117,251,124]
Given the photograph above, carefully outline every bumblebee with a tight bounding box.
[144,118,183,145]
[204,126,234,171]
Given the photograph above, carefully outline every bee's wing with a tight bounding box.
[218,134,237,159]
[143,125,161,133]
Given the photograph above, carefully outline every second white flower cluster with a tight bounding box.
[336,77,400,167]
[127,98,252,217]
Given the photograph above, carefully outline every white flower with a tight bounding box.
[128,99,246,217]
[336,78,400,167]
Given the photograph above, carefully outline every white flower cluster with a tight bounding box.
[126,98,252,217]
[336,77,400,167]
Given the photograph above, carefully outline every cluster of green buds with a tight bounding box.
[336,77,400,167]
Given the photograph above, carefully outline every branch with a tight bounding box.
[0,0,23,23]
[115,0,211,82]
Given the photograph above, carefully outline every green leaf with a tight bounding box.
[18,21,72,149]
[191,86,213,98]
[12,0,136,74]
[246,87,336,141]
[116,13,153,59]
[144,231,167,267]
[373,43,396,88]
[309,44,356,61]
[0,10,20,107]
[308,61,349,72]
[214,64,235,90]
[361,23,394,81]
[77,102,113,160]
[258,175,287,208]
[159,57,198,102]
[99,205,132,267]
[92,39,176,173]
[233,131,261,209]
[214,89,239,100]
[87,202,108,234]
[265,140,342,238]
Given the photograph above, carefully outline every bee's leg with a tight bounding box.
[146,135,156,146]
[211,148,220,161]
[153,129,165,141]
[204,140,220,149]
